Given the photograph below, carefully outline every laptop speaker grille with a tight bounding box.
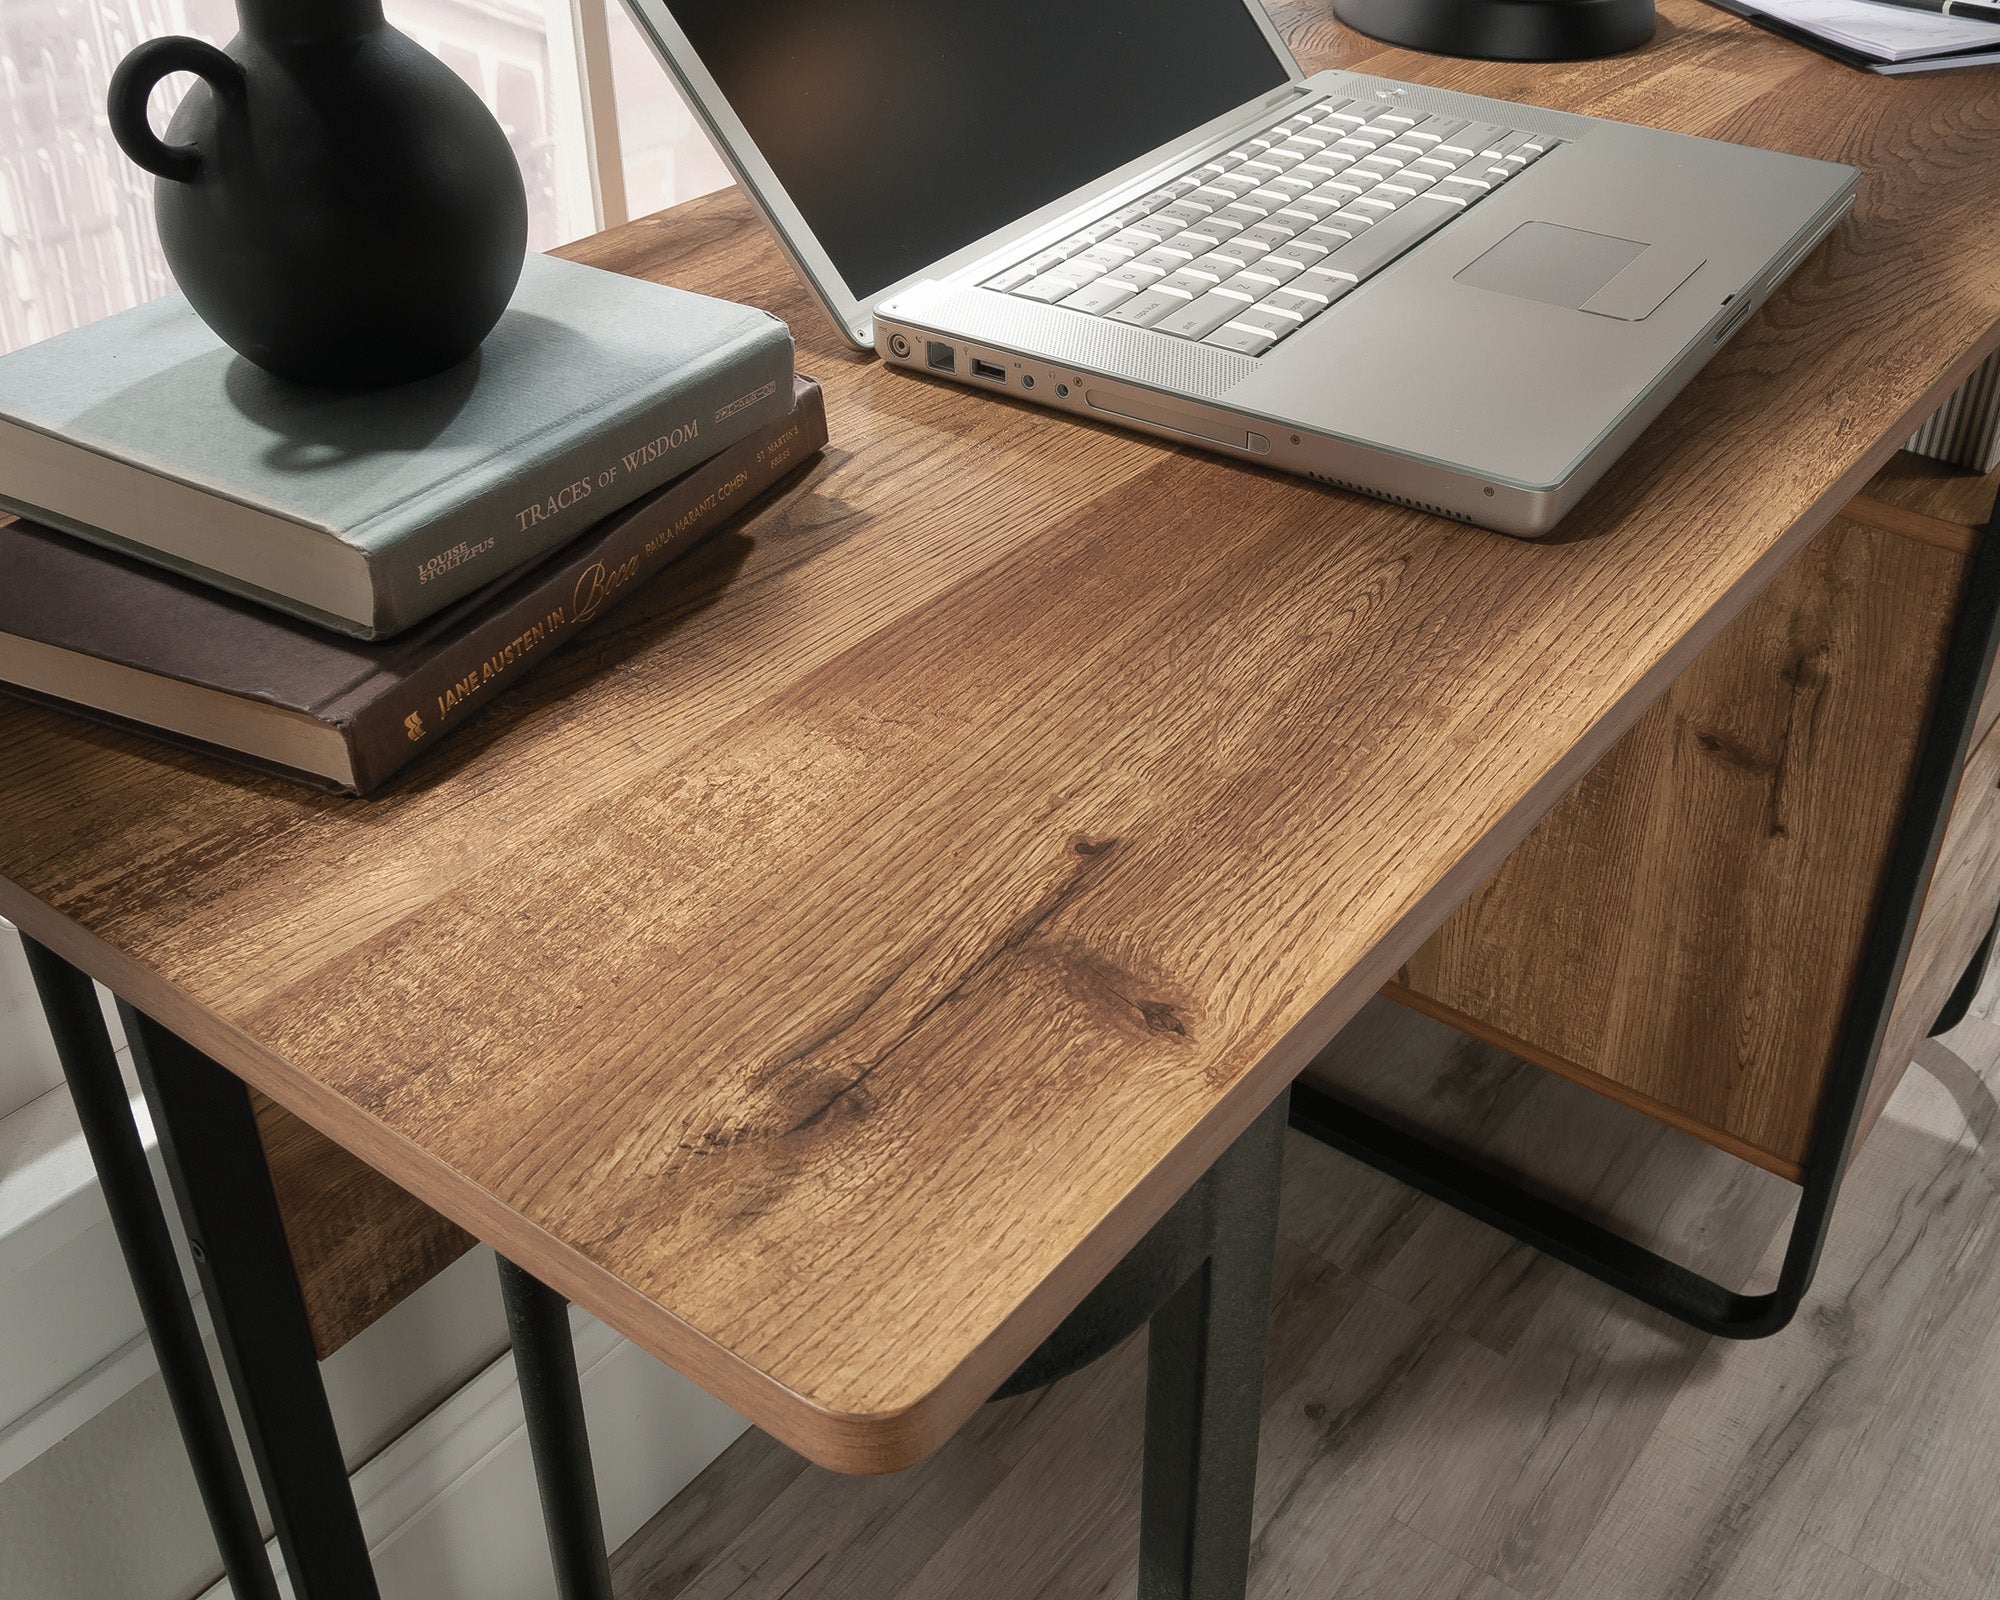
[1308,471,1472,523]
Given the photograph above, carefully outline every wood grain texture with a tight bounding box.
[1380,980,1809,1178]
[1396,514,1964,1172]
[1840,500,1984,564]
[1854,453,2000,750]
[1839,493,1983,558]
[1855,452,2000,536]
[1394,458,2000,1180]
[264,445,1992,1362]
[2,1,1997,1472]
[250,1092,473,1358]
[613,992,2000,1599]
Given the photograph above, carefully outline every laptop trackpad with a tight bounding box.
[1456,222,1703,321]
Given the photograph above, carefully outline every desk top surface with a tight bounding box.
[3,0,1996,1474]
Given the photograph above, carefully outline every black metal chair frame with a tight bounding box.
[1292,496,2000,1341]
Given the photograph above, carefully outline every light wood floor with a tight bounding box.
[611,979,2000,1600]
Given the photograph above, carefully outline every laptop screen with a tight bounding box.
[658,1,1293,303]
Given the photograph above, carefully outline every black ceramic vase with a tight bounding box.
[107,0,528,389]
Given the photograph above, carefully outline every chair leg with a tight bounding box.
[117,1001,383,1600]
[21,939,283,1600]
[498,1257,616,1600]
[1138,1094,1288,1600]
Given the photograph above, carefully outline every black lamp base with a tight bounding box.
[1333,0,1655,59]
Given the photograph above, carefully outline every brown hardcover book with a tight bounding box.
[0,376,825,795]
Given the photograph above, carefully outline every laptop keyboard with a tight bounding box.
[981,98,1561,357]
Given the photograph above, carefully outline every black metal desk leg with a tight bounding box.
[1139,1094,1288,1600]
[497,1257,616,1600]
[20,939,282,1600]
[117,1002,381,1600]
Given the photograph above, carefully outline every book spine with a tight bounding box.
[338,381,828,794]
[363,320,796,638]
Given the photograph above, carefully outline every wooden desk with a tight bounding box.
[3,0,1997,1584]
[1395,457,2000,1179]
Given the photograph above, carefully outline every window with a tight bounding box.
[0,0,731,356]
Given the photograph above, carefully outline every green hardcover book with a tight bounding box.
[0,253,794,639]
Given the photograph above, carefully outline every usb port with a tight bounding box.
[970,358,1006,382]
[926,341,956,373]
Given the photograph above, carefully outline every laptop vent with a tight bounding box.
[1308,472,1472,523]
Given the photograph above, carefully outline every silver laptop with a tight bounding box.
[621,0,1856,536]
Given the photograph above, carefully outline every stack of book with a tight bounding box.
[0,255,827,795]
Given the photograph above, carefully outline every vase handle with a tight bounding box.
[108,37,246,183]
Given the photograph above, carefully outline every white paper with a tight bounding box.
[1743,0,2000,58]
[1874,40,2000,63]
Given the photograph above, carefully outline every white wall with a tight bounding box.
[0,923,66,1122]
[2,1376,225,1600]
[0,0,732,358]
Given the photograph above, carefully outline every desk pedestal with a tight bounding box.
[1300,483,2000,1337]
